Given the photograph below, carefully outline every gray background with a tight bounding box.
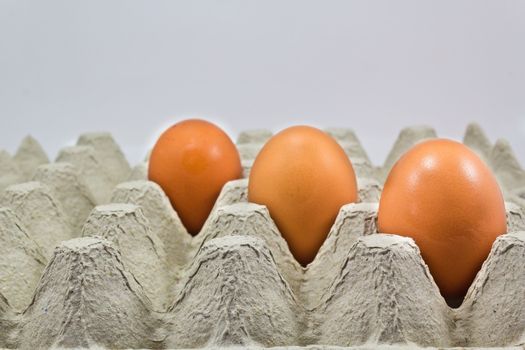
[1,0,524,166]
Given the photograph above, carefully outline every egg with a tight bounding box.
[377,139,507,300]
[148,119,242,235]
[248,126,358,266]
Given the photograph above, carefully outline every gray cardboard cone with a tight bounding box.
[166,235,302,348]
[325,127,373,165]
[0,181,73,258]
[33,162,97,233]
[490,139,525,191]
[309,234,453,347]
[81,204,170,310]
[195,202,303,294]
[456,232,525,346]
[13,135,49,181]
[128,162,148,181]
[0,150,23,192]
[0,208,46,312]
[56,145,115,204]
[17,237,165,349]
[111,180,191,268]
[77,132,131,184]
[463,123,492,162]
[0,292,16,348]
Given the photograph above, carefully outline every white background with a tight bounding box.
[1,0,524,166]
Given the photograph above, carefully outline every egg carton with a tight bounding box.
[0,124,524,350]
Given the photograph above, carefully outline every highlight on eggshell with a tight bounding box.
[377,138,507,302]
[148,119,242,235]
[248,125,359,266]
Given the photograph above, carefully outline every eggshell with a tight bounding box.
[148,119,242,235]
[377,139,507,299]
[248,126,358,266]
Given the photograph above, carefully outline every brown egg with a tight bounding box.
[378,139,507,299]
[248,126,358,266]
[148,119,242,235]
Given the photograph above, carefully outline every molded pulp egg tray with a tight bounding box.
[0,124,524,350]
